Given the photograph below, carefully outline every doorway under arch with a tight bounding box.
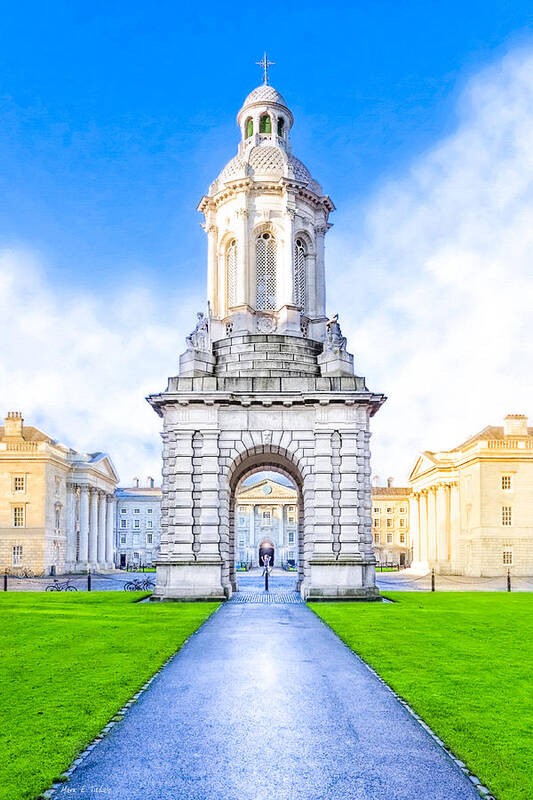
[225,446,306,595]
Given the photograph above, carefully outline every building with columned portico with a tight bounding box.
[0,411,118,575]
[148,64,385,600]
[235,477,298,567]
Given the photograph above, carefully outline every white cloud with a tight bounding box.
[328,45,533,483]
[0,247,202,484]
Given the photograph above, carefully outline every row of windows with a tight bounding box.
[373,518,406,528]
[120,519,153,529]
[374,533,407,545]
[120,507,153,514]
[225,234,308,313]
[244,115,285,138]
[120,533,154,545]
[374,506,407,514]
[237,506,296,513]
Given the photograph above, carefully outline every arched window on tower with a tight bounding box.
[226,239,238,310]
[277,117,285,137]
[259,114,272,134]
[294,238,307,310]
[256,232,277,310]
[245,118,253,138]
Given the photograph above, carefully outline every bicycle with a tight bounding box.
[46,578,78,592]
[124,577,155,591]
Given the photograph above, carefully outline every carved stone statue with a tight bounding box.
[324,313,347,353]
[186,312,210,352]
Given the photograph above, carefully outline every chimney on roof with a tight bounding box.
[132,476,139,488]
[147,476,154,488]
[372,475,380,487]
[503,414,528,437]
[387,477,394,488]
[4,411,23,439]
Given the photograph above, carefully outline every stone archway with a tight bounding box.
[223,445,307,596]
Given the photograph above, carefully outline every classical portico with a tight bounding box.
[149,69,385,600]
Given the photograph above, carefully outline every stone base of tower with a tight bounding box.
[151,561,227,602]
[303,559,380,600]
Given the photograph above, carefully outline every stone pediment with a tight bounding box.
[88,453,120,484]
[409,452,439,482]
[237,478,297,502]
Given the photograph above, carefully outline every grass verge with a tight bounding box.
[311,593,532,800]
[0,592,219,800]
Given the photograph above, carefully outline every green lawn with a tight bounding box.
[311,593,533,800]
[0,593,219,800]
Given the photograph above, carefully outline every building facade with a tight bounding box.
[371,483,411,566]
[409,414,533,576]
[115,478,162,568]
[148,71,385,601]
[0,412,118,575]
[235,477,298,567]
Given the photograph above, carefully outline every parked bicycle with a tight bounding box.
[46,578,78,592]
[124,577,155,591]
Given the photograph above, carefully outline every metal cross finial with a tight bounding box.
[256,52,274,85]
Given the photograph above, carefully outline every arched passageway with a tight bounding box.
[224,446,306,595]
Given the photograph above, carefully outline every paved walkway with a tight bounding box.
[57,589,480,800]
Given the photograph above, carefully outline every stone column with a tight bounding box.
[409,493,420,564]
[284,208,296,307]
[235,209,249,307]
[106,494,115,568]
[97,491,107,566]
[427,487,437,564]
[88,488,99,568]
[356,426,374,561]
[314,225,327,320]
[164,429,195,560]
[65,483,77,570]
[338,431,361,558]
[436,484,449,571]
[312,430,335,557]
[206,222,219,316]
[450,481,460,570]
[419,491,429,567]
[78,485,90,569]
[196,430,222,561]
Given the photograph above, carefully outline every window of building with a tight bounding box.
[387,533,393,544]
[120,535,126,544]
[399,506,406,513]
[399,518,406,527]
[293,238,307,311]
[399,533,406,544]
[262,510,271,526]
[374,533,380,544]
[13,506,25,528]
[12,544,23,566]
[147,533,153,544]
[226,238,238,310]
[373,507,380,515]
[256,232,277,310]
[245,118,253,138]
[288,506,294,513]
[502,506,512,526]
[120,519,127,529]
[373,518,380,528]
[147,508,153,514]
[238,536,245,547]
[386,518,392,528]
[133,552,139,560]
[134,520,140,529]
[121,508,127,514]
[133,508,140,514]
[386,506,392,513]
[288,532,295,544]
[287,512,295,524]
[502,550,513,565]
[501,475,512,491]
[259,114,271,133]
[55,507,60,530]
[13,475,25,492]
[145,520,152,529]
[277,117,284,136]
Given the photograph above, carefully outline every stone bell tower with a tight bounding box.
[148,65,385,600]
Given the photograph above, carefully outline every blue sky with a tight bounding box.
[2,2,533,483]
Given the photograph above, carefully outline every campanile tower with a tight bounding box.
[149,66,385,600]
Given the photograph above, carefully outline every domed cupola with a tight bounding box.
[198,58,335,345]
